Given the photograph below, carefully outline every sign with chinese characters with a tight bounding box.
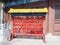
[5,0,46,7]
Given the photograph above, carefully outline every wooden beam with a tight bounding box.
[8,8,48,13]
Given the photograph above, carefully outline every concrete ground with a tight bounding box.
[0,33,60,45]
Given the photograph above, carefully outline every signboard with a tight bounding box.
[5,0,46,7]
